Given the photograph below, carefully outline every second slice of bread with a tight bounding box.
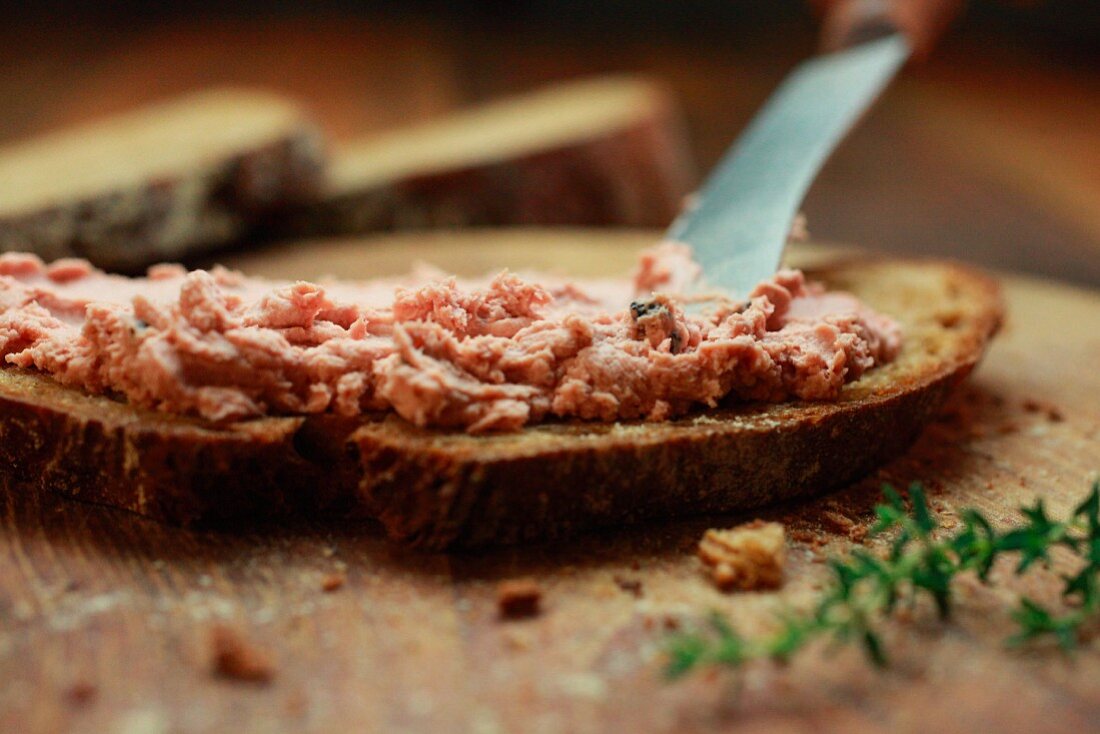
[0,89,325,270]
[291,77,696,235]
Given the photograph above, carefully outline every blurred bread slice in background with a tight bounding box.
[0,77,694,271]
[0,88,324,270]
[288,75,695,235]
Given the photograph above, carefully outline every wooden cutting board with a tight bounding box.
[2,229,1099,734]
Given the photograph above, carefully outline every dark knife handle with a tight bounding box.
[817,0,963,58]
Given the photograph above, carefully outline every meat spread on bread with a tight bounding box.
[0,243,900,432]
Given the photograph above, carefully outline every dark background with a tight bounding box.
[2,0,1098,284]
[13,0,1100,40]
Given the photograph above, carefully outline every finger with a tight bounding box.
[818,0,965,59]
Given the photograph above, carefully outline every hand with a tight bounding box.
[810,0,966,59]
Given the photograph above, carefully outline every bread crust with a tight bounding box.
[0,93,325,271]
[353,369,964,548]
[0,254,1002,548]
[292,82,695,234]
[0,369,363,523]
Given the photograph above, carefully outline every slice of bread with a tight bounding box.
[0,230,1002,549]
[288,77,695,234]
[0,89,324,271]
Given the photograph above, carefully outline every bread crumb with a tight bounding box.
[698,520,785,592]
[612,575,644,598]
[788,525,829,550]
[819,509,855,535]
[787,527,822,545]
[1023,398,1064,422]
[210,625,275,683]
[848,524,869,543]
[66,681,97,706]
[496,579,542,619]
[321,572,345,592]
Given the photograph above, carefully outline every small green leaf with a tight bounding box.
[889,528,912,562]
[862,629,888,667]
[1074,484,1100,532]
[870,504,904,536]
[1055,620,1081,651]
[828,559,863,600]
[1063,569,1096,601]
[966,509,995,537]
[999,526,1056,573]
[909,483,936,536]
[707,611,736,638]
[1084,537,1100,567]
[664,633,710,679]
[1009,598,1057,642]
[881,484,905,512]
[768,619,809,663]
[954,509,998,580]
[911,562,953,618]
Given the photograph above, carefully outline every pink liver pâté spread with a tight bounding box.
[0,244,900,433]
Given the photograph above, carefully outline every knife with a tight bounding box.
[666,33,910,297]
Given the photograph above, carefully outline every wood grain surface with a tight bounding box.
[2,229,1099,734]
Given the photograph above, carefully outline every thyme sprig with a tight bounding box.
[666,481,1100,679]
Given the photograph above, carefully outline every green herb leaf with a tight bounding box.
[862,629,887,667]
[665,479,1100,679]
[909,484,936,536]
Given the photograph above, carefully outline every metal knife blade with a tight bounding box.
[666,34,910,297]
